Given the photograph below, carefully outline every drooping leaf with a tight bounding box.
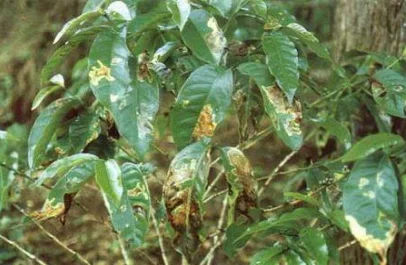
[250,243,286,265]
[170,64,233,149]
[181,10,227,64]
[166,0,191,30]
[89,29,159,158]
[163,140,211,261]
[68,110,101,153]
[95,160,123,206]
[260,85,303,150]
[34,154,99,186]
[31,162,95,220]
[31,86,63,110]
[343,153,399,259]
[53,10,103,44]
[28,97,81,169]
[220,147,259,225]
[300,227,329,265]
[41,25,109,85]
[341,133,404,162]
[237,62,274,87]
[282,23,330,60]
[262,32,299,103]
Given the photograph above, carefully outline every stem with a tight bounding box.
[13,204,91,265]
[0,234,48,265]
[151,209,170,265]
[118,235,133,265]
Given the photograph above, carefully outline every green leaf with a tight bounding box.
[170,64,233,149]
[314,117,352,149]
[0,156,17,212]
[127,3,170,37]
[120,163,152,245]
[249,0,267,18]
[95,160,123,206]
[250,243,286,265]
[341,133,404,162]
[34,154,99,186]
[28,97,81,169]
[262,32,299,103]
[68,110,101,153]
[106,1,132,21]
[53,10,103,44]
[208,0,248,17]
[82,0,106,13]
[260,85,303,150]
[282,23,330,60]
[237,62,274,87]
[33,162,96,220]
[41,25,109,85]
[166,0,191,30]
[300,228,329,265]
[372,69,406,117]
[181,10,226,64]
[31,86,63,110]
[89,29,159,158]
[284,192,319,206]
[283,250,307,265]
[343,153,399,257]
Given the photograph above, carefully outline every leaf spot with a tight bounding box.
[193,104,217,140]
[89,60,116,86]
[358,177,369,188]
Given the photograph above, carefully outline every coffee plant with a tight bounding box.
[1,0,405,264]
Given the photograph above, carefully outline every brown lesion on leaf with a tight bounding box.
[89,60,116,86]
[192,104,217,140]
[30,198,65,221]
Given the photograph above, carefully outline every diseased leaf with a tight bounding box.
[250,243,286,265]
[282,23,330,60]
[341,133,404,162]
[220,147,259,225]
[343,153,399,259]
[34,154,99,186]
[181,10,227,64]
[300,228,329,265]
[28,97,81,169]
[53,10,103,44]
[32,162,95,221]
[89,29,159,158]
[162,140,211,261]
[262,32,299,103]
[170,64,233,149]
[167,0,191,30]
[42,25,109,85]
[260,85,303,150]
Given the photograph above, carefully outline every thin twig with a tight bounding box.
[203,168,225,199]
[0,234,48,265]
[338,240,358,251]
[13,204,91,265]
[200,194,228,265]
[151,209,170,265]
[204,189,227,204]
[118,235,133,265]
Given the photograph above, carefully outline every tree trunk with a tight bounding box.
[334,0,406,60]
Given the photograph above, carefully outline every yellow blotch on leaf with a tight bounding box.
[89,60,116,86]
[193,104,216,140]
[30,199,65,221]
